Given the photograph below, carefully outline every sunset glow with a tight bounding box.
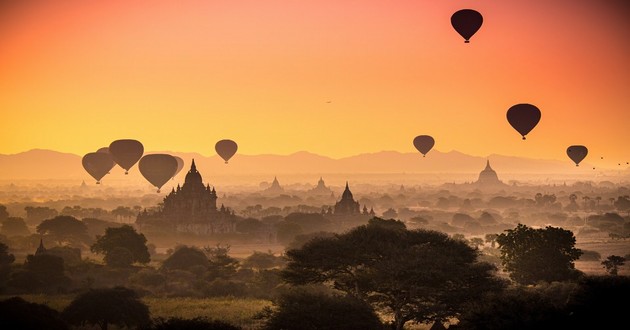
[1,0,628,164]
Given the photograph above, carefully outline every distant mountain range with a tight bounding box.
[0,148,612,182]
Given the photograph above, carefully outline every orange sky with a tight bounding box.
[1,0,628,166]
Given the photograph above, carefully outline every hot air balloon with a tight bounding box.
[215,139,238,164]
[506,104,541,140]
[413,135,435,157]
[109,139,144,174]
[82,152,115,184]
[138,154,178,193]
[173,156,184,179]
[451,9,483,43]
[567,145,588,167]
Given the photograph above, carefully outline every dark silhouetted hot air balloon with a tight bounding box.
[215,139,238,164]
[506,104,541,140]
[173,156,184,179]
[451,9,483,43]
[82,152,115,184]
[567,145,588,167]
[413,135,435,157]
[138,154,178,193]
[109,139,144,174]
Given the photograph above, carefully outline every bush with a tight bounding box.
[0,297,68,330]
[262,289,383,330]
[143,317,241,330]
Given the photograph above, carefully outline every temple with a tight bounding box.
[308,177,332,196]
[136,160,236,234]
[263,176,285,195]
[333,182,361,215]
[475,160,505,187]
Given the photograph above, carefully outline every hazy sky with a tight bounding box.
[1,0,628,164]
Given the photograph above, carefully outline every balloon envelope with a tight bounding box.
[413,135,435,157]
[96,147,110,154]
[506,104,541,140]
[109,139,144,174]
[451,9,483,43]
[215,139,238,164]
[567,145,588,166]
[139,154,178,192]
[82,152,115,184]
[173,156,184,178]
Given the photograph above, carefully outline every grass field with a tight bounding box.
[3,295,271,330]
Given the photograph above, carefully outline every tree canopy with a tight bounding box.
[62,286,150,330]
[36,215,90,246]
[262,289,383,330]
[0,297,68,330]
[91,225,150,265]
[282,217,505,330]
[496,224,582,285]
[161,246,208,271]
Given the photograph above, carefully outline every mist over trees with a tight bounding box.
[0,179,628,328]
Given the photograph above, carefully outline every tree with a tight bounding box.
[9,254,71,293]
[262,289,383,330]
[282,218,505,330]
[62,286,150,330]
[484,233,498,248]
[0,204,9,221]
[104,247,134,268]
[204,244,239,280]
[91,225,150,265]
[24,206,58,225]
[0,242,15,266]
[36,215,90,246]
[563,275,630,328]
[144,317,241,330]
[601,255,625,275]
[160,246,208,271]
[454,287,568,330]
[0,242,15,287]
[496,224,582,285]
[242,251,285,270]
[1,217,30,237]
[0,297,69,330]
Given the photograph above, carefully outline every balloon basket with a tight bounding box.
[464,40,470,43]
[522,136,526,140]
[225,161,228,164]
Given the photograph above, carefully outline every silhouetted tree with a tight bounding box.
[160,246,208,271]
[262,289,384,330]
[601,255,625,275]
[36,215,90,246]
[104,247,134,268]
[24,206,58,225]
[204,244,239,280]
[0,204,9,221]
[0,242,14,266]
[496,224,582,285]
[46,246,82,266]
[143,317,241,330]
[62,286,150,330]
[0,242,15,288]
[242,251,285,270]
[91,225,150,265]
[484,233,498,248]
[0,297,69,330]
[564,276,630,328]
[455,287,568,330]
[1,217,30,237]
[282,218,505,330]
[235,218,264,234]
